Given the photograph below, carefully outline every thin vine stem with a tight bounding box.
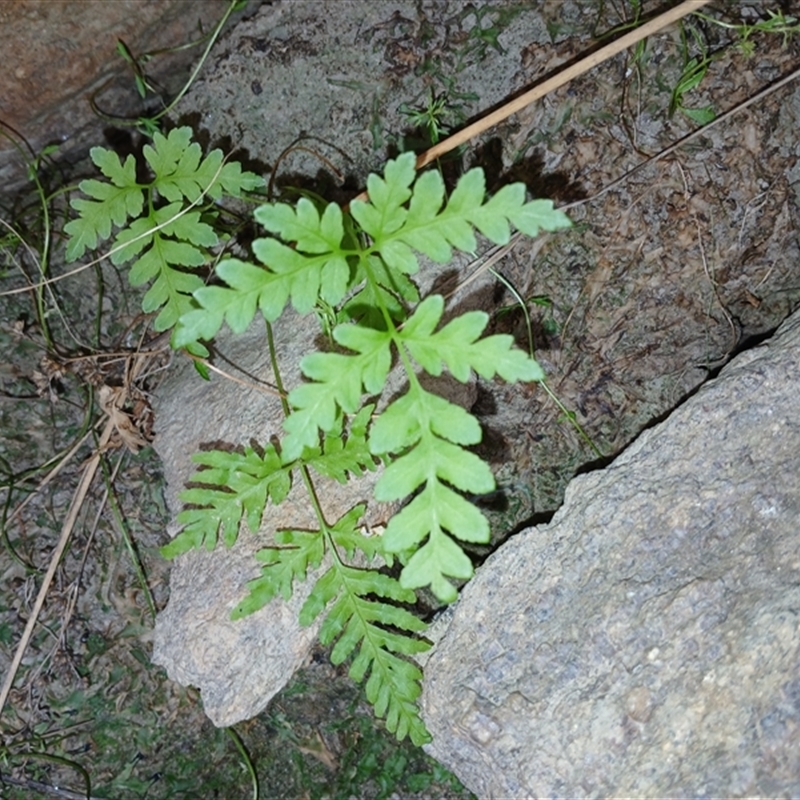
[489,266,603,458]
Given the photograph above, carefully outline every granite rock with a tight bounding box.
[422,309,800,797]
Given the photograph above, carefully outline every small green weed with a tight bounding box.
[608,5,799,125]
[670,8,797,124]
[92,0,247,136]
[399,89,462,151]
[668,18,717,125]
[695,7,800,57]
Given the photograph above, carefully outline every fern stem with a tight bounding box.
[265,320,291,419]
[264,317,343,565]
[359,252,424,398]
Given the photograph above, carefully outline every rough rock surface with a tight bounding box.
[422,308,800,798]
[171,0,551,192]
[0,0,239,191]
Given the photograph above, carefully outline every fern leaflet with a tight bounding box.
[300,508,431,745]
[65,127,262,331]
[162,443,291,558]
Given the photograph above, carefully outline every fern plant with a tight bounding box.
[66,138,570,746]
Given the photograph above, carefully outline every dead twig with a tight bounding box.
[350,0,713,205]
[0,418,114,718]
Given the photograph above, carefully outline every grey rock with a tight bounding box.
[175,0,550,189]
[422,309,800,797]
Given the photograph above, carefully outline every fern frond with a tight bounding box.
[363,292,546,601]
[174,200,352,349]
[255,197,345,256]
[231,528,326,618]
[64,149,143,260]
[65,127,262,332]
[161,444,291,558]
[359,152,572,274]
[369,386,492,602]
[304,405,378,484]
[145,127,262,203]
[112,203,217,331]
[349,155,416,239]
[161,147,573,743]
[300,549,431,744]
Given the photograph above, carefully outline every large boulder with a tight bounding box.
[422,308,800,797]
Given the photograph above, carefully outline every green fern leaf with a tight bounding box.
[369,388,480,454]
[145,128,262,204]
[253,237,350,312]
[395,521,475,603]
[349,154,415,238]
[298,508,431,745]
[376,423,493,499]
[281,328,392,461]
[368,379,496,603]
[508,196,573,237]
[174,233,350,350]
[144,128,201,202]
[305,405,378,484]
[399,295,545,382]
[161,208,219,248]
[110,204,208,331]
[364,153,571,272]
[214,158,264,197]
[161,444,291,558]
[381,481,488,602]
[247,197,351,312]
[64,149,143,260]
[255,197,345,255]
[172,258,274,346]
[65,128,262,336]
[231,528,326,618]
[395,168,477,263]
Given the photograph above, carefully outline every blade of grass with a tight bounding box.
[96,449,157,621]
[225,726,259,800]
[489,267,603,459]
